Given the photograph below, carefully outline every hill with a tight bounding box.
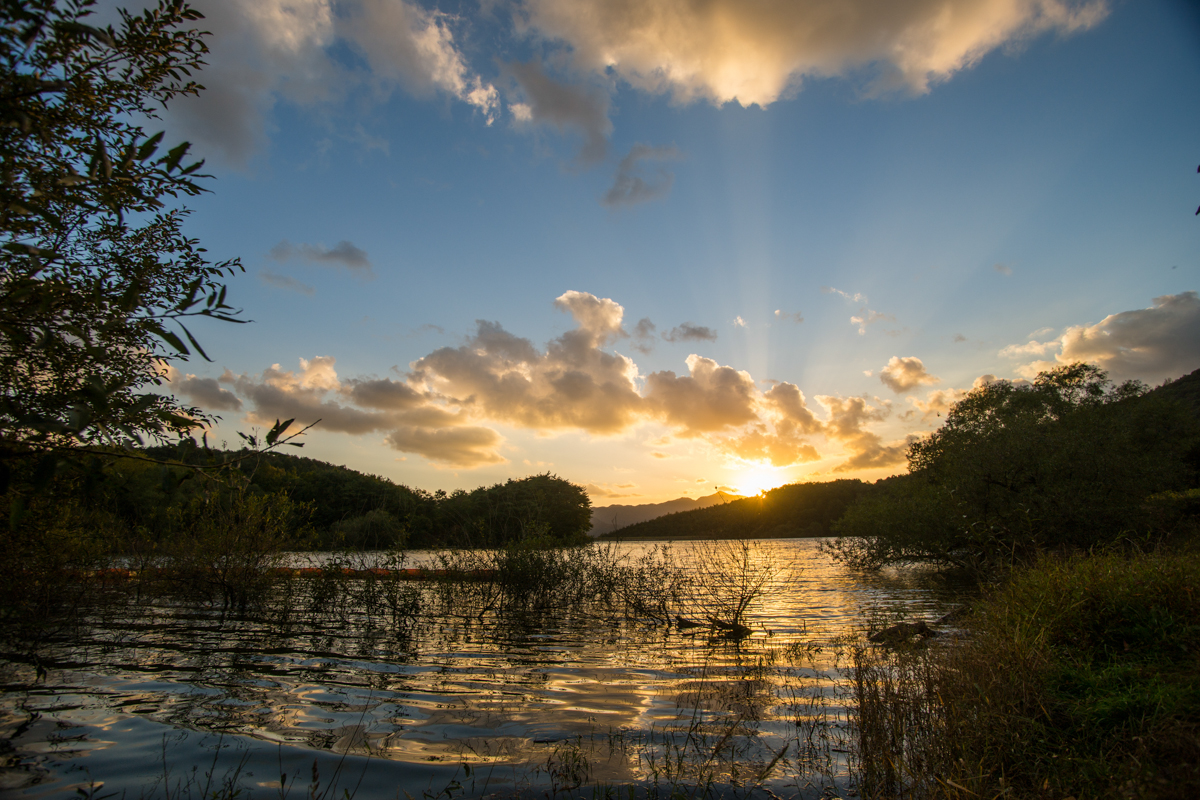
[588,491,743,536]
[1149,367,1200,415]
[600,479,867,540]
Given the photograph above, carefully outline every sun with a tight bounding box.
[732,465,789,496]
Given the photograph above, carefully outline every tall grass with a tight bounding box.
[849,548,1200,800]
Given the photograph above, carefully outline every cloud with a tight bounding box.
[993,263,1013,276]
[342,0,499,123]
[220,356,508,467]
[879,356,940,393]
[644,355,760,432]
[952,333,967,343]
[851,308,896,335]
[165,366,243,412]
[160,0,498,167]
[663,323,718,343]
[603,143,682,207]
[907,387,969,421]
[734,316,747,328]
[260,269,315,295]
[523,0,1108,106]
[817,395,908,472]
[774,309,804,324]
[822,286,866,303]
[999,338,1059,358]
[269,240,374,277]
[384,425,505,467]
[1009,292,1200,382]
[222,292,917,473]
[631,317,657,354]
[507,61,612,166]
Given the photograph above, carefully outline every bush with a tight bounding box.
[830,364,1200,574]
[851,549,1200,799]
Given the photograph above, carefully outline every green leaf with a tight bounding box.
[137,131,165,161]
[163,141,191,172]
[158,329,189,356]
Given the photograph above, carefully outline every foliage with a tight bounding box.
[851,549,1200,799]
[432,472,593,547]
[829,364,1200,572]
[605,479,866,540]
[153,488,309,611]
[0,0,243,457]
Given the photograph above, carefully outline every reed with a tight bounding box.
[847,548,1200,800]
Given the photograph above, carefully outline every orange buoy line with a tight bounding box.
[78,567,499,581]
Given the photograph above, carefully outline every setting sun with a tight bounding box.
[732,466,790,497]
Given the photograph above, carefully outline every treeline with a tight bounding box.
[601,479,867,540]
[79,444,592,550]
[605,365,1200,558]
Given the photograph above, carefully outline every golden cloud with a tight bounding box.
[879,356,940,393]
[524,0,1107,105]
[196,292,930,473]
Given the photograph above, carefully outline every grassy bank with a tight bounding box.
[851,547,1200,800]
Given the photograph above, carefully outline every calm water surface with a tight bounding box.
[0,539,968,799]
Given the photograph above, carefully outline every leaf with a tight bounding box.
[158,329,189,356]
[266,418,295,446]
[163,141,191,172]
[137,131,165,161]
[177,323,210,361]
[53,21,117,48]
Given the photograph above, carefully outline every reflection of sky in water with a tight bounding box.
[0,539,970,797]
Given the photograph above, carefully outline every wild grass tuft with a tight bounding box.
[850,547,1200,800]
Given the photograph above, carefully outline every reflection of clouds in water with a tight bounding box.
[3,540,966,796]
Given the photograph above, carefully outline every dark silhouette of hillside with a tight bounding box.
[600,479,867,540]
[589,491,743,536]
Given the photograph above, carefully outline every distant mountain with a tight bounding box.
[588,491,744,536]
[598,480,868,541]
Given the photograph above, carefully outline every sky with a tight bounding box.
[127,0,1200,504]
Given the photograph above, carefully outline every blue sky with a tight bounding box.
[144,0,1200,503]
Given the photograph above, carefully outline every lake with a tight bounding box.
[0,539,968,799]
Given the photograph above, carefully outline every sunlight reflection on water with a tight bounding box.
[0,539,970,798]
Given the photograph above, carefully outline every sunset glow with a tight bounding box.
[153,0,1198,505]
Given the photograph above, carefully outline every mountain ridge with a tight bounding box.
[588,491,744,536]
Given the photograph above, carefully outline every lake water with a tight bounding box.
[0,539,968,799]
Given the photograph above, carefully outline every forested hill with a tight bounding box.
[128,446,591,549]
[589,491,744,536]
[599,480,867,540]
[1150,367,1200,414]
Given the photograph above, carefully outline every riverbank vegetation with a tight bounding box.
[852,549,1200,799]
[840,365,1200,799]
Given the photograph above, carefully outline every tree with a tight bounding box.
[0,0,242,461]
[829,364,1200,572]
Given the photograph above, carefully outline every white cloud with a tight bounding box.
[774,309,804,324]
[1013,292,1200,382]
[822,285,866,303]
[524,0,1106,106]
[993,263,1013,276]
[161,0,498,167]
[733,316,747,328]
[851,308,896,335]
[344,0,500,123]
